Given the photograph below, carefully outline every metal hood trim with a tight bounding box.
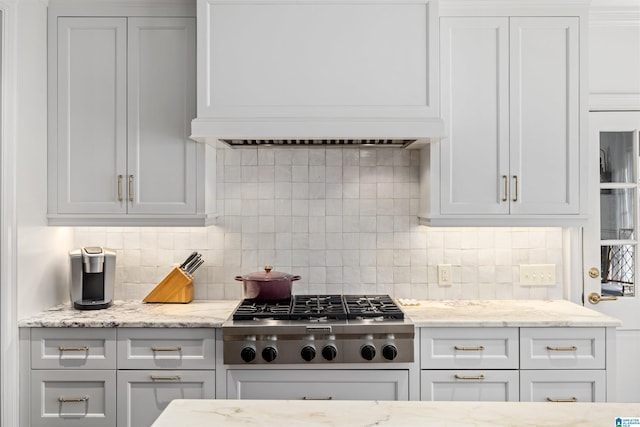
[190,117,445,148]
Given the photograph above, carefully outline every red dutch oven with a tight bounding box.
[235,266,301,301]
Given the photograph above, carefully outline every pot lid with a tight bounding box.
[239,266,296,281]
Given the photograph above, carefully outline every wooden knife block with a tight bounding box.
[143,267,193,303]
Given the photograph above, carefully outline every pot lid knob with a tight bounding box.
[264,265,273,273]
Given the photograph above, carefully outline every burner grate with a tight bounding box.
[290,295,347,320]
[232,299,292,320]
[344,295,404,319]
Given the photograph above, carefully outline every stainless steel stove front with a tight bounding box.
[222,319,415,365]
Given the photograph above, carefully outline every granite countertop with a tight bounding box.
[151,399,640,427]
[18,299,621,328]
[400,299,621,327]
[18,300,239,328]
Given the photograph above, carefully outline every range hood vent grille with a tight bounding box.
[220,139,416,148]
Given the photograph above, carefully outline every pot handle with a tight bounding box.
[292,275,302,281]
[234,276,243,282]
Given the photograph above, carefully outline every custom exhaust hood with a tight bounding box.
[191,0,444,148]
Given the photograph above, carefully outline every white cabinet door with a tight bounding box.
[520,370,606,402]
[510,17,581,215]
[117,370,215,427]
[226,370,409,401]
[127,17,197,215]
[31,370,116,427]
[54,17,127,215]
[439,17,509,215]
[421,370,519,402]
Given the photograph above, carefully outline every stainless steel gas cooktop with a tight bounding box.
[222,295,414,365]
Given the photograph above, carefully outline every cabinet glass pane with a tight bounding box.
[600,244,635,297]
[600,188,635,240]
[599,131,634,183]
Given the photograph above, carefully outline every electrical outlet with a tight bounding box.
[438,264,452,286]
[519,264,556,286]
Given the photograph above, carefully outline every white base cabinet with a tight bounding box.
[421,370,519,402]
[520,370,606,402]
[226,370,409,401]
[117,370,215,427]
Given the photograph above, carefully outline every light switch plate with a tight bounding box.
[519,264,556,286]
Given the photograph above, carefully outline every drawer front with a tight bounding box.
[520,328,605,370]
[520,370,606,402]
[421,328,519,369]
[117,370,215,427]
[421,370,519,402]
[31,328,116,370]
[30,370,116,427]
[117,328,215,370]
[227,370,409,401]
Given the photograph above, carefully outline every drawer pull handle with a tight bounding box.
[58,396,89,403]
[454,345,485,351]
[502,175,508,202]
[58,346,89,352]
[546,397,578,403]
[150,375,182,382]
[546,346,577,352]
[151,346,182,352]
[303,396,333,400]
[454,374,485,380]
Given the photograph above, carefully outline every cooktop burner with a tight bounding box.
[231,294,404,321]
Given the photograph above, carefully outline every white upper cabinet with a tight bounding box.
[589,0,640,110]
[420,2,588,226]
[48,3,217,226]
[192,0,443,142]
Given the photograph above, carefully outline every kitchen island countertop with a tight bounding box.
[151,399,640,427]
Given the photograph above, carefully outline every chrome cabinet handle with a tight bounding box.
[546,397,577,403]
[454,345,485,351]
[454,374,485,380]
[128,175,134,203]
[546,346,577,352]
[117,175,123,202]
[151,346,182,352]
[303,396,333,400]
[58,346,89,352]
[512,175,519,202]
[58,396,89,403]
[150,375,181,381]
[502,175,508,202]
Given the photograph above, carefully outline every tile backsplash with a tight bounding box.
[73,147,564,301]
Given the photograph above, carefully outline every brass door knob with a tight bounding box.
[587,293,618,304]
[588,268,600,279]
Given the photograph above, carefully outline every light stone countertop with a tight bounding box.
[18,300,239,328]
[18,299,621,328]
[400,299,621,327]
[151,399,640,427]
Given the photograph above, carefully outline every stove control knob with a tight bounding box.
[382,344,398,361]
[361,344,376,361]
[321,345,338,361]
[262,346,278,363]
[300,345,316,362]
[240,346,256,363]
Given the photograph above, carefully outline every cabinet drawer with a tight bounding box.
[31,328,116,370]
[421,328,519,369]
[30,370,116,427]
[421,370,519,402]
[117,370,215,427]
[520,328,605,370]
[117,328,215,370]
[227,370,409,401]
[520,370,606,402]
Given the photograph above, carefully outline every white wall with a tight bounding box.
[15,0,73,318]
[73,146,566,301]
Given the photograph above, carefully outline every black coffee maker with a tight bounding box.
[69,247,116,310]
